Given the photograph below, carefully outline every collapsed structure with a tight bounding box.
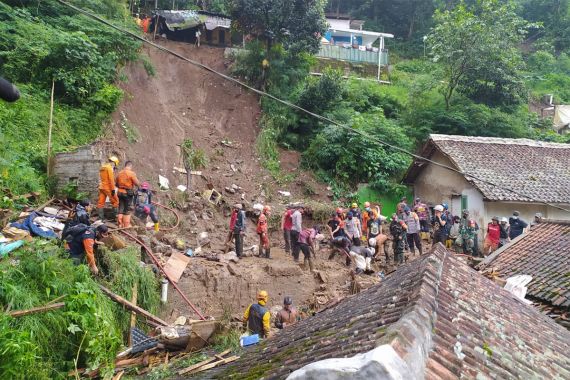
[478,219,570,329]
[211,244,570,379]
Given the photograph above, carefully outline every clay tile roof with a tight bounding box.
[206,244,570,380]
[403,134,570,203]
[479,220,570,308]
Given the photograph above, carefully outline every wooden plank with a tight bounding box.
[177,349,231,375]
[99,285,168,326]
[189,356,239,374]
[128,283,138,346]
[163,251,191,283]
[8,302,65,318]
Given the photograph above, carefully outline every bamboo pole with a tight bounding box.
[128,283,138,346]
[8,302,65,318]
[99,285,168,326]
[47,80,55,176]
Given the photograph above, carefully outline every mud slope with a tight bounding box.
[110,41,263,195]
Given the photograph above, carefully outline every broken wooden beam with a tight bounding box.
[8,302,65,318]
[98,285,168,326]
[189,355,239,375]
[178,349,231,375]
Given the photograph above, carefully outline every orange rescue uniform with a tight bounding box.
[98,163,118,208]
[116,168,139,194]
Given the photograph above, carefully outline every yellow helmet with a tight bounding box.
[108,156,119,166]
[351,203,358,208]
[257,290,268,301]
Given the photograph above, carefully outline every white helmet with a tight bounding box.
[434,205,444,212]
[368,238,377,247]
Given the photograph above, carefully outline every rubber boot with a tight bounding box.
[308,257,315,272]
[117,214,124,228]
[154,222,160,232]
[98,208,105,221]
[265,248,271,259]
[123,214,131,228]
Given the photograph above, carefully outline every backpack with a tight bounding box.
[63,223,90,243]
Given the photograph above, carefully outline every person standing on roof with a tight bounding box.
[243,290,271,338]
[115,161,140,228]
[257,206,272,259]
[63,223,109,276]
[233,203,246,258]
[97,156,119,221]
[389,214,406,265]
[509,211,528,240]
[499,217,510,248]
[403,206,422,256]
[413,197,430,240]
[134,182,160,232]
[483,217,501,256]
[291,206,304,262]
[432,205,448,245]
[298,226,320,271]
[275,296,298,329]
[344,211,361,246]
[281,207,293,255]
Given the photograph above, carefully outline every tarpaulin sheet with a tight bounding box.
[554,105,570,130]
[154,10,206,30]
[11,212,57,239]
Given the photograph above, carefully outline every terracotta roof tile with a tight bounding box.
[404,134,570,203]
[479,221,570,307]
[207,245,570,379]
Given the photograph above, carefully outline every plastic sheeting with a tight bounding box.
[154,10,206,30]
[504,275,533,304]
[10,212,57,239]
[554,105,570,131]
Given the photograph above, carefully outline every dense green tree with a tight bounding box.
[228,0,327,55]
[519,0,570,53]
[427,0,531,109]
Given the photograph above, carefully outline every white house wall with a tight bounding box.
[413,151,485,223]
[327,18,350,30]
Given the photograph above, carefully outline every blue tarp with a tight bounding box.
[10,212,57,239]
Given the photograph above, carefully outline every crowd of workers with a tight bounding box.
[61,156,160,275]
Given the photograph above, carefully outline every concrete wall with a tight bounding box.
[53,144,102,201]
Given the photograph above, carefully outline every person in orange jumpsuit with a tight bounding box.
[257,205,271,258]
[97,156,119,221]
[115,161,140,228]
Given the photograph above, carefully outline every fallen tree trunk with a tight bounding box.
[98,285,167,326]
[8,302,65,318]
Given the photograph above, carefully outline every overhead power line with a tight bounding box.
[56,0,570,214]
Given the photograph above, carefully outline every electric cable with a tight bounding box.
[55,0,570,214]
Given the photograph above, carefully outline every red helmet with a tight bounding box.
[141,181,150,190]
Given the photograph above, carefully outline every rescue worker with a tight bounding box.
[281,207,293,255]
[233,203,246,258]
[291,206,304,262]
[344,211,361,246]
[134,182,159,232]
[361,202,372,238]
[390,214,406,265]
[243,290,271,338]
[257,205,271,258]
[483,216,501,256]
[97,156,119,221]
[403,206,422,256]
[62,199,91,238]
[413,197,430,240]
[396,196,407,218]
[115,161,140,228]
[459,219,478,256]
[442,203,454,248]
[329,234,352,266]
[499,217,510,248]
[348,202,362,225]
[275,296,298,329]
[349,245,375,274]
[508,211,528,240]
[432,205,448,244]
[225,206,238,253]
[63,223,109,275]
[298,226,319,271]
